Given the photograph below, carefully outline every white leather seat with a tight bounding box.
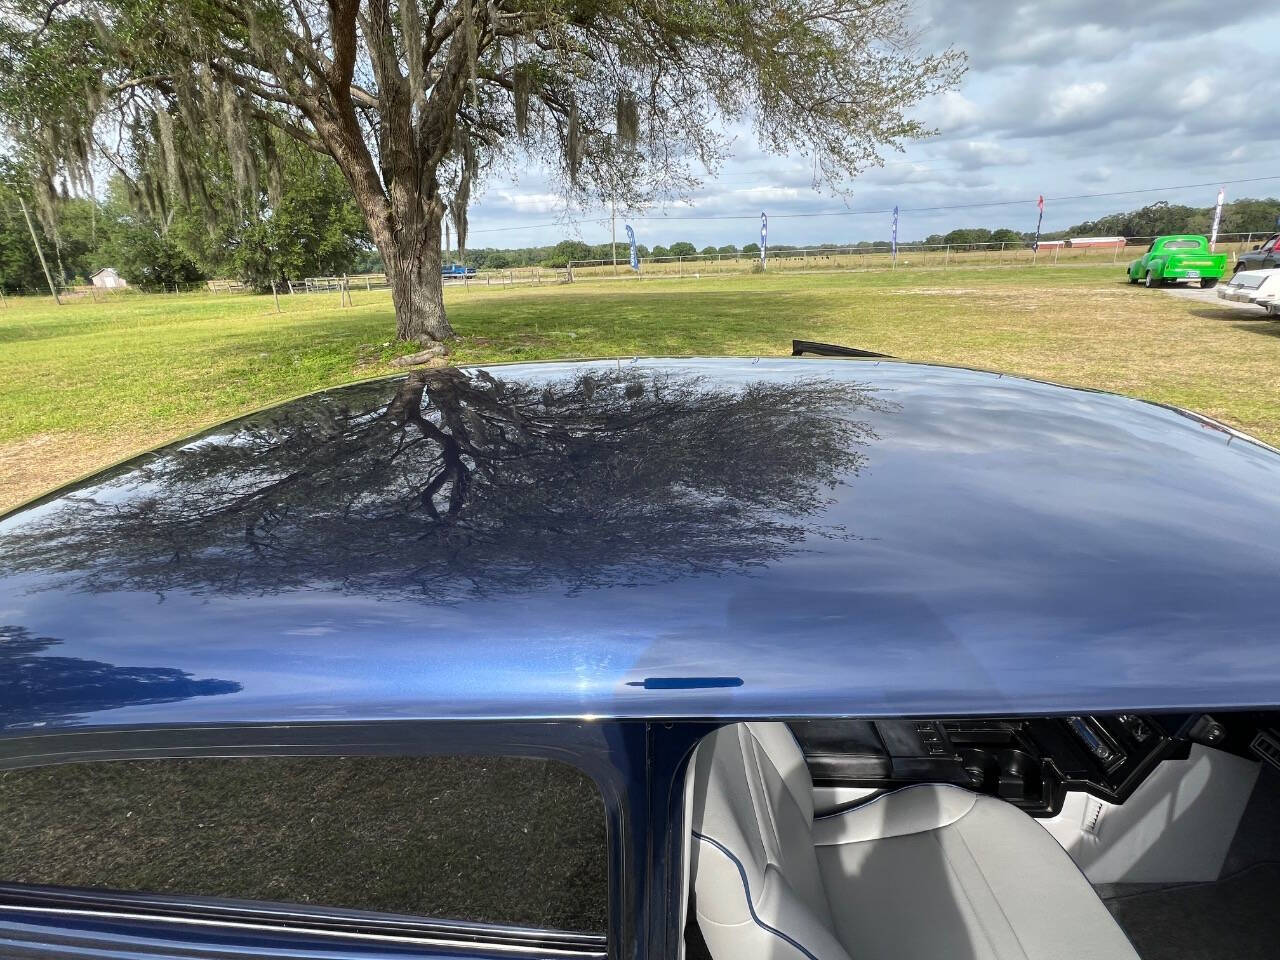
[688,722,1139,960]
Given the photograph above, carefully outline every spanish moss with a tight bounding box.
[616,91,638,150]
[566,100,581,184]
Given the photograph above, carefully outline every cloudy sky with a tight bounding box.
[467,0,1280,251]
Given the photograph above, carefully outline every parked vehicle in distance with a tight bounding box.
[442,262,477,277]
[4,353,1280,960]
[1127,234,1227,288]
[1233,232,1280,274]
[1219,267,1280,314]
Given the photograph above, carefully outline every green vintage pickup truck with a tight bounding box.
[1127,235,1227,288]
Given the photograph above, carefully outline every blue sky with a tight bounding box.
[467,0,1280,250]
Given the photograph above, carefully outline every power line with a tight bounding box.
[469,173,1280,233]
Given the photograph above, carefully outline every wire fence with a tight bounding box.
[295,268,557,294]
[564,233,1271,280]
[4,232,1270,303]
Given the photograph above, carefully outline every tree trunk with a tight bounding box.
[384,235,455,343]
[313,81,456,343]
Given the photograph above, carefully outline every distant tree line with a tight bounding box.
[497,199,1280,266]
[1054,198,1280,240]
[920,199,1280,250]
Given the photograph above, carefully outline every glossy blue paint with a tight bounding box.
[3,357,1280,731]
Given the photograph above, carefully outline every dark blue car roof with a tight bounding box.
[3,356,1280,730]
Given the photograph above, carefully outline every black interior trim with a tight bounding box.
[791,339,895,359]
[792,715,1192,817]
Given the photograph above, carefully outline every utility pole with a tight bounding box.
[19,197,60,304]
[611,197,618,276]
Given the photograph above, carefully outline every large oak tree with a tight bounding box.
[0,0,962,341]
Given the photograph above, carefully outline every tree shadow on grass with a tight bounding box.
[1187,307,1273,323]
[1229,322,1280,340]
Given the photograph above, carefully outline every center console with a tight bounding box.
[789,715,1189,816]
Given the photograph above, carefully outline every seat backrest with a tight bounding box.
[688,722,852,960]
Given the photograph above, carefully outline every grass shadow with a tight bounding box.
[1188,307,1272,323]
[1229,322,1280,339]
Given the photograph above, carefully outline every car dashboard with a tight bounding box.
[789,714,1195,817]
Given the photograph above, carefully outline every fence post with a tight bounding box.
[1054,245,1060,265]
[19,198,61,305]
[944,244,951,268]
[1112,243,1120,263]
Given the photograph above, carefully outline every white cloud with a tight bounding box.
[495,191,565,214]
[1178,77,1215,111]
[946,141,1031,170]
[1046,81,1108,125]
[919,90,981,132]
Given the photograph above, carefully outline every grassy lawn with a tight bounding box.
[4,264,1280,513]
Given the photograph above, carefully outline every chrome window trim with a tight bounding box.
[0,903,606,958]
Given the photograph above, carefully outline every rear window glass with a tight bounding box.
[0,755,606,932]
[1162,240,1202,249]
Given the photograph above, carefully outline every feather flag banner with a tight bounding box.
[1033,195,1044,252]
[891,205,899,264]
[760,212,768,267]
[1210,187,1225,251]
[626,224,640,272]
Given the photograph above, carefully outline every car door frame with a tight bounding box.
[1262,233,1280,269]
[0,719,666,960]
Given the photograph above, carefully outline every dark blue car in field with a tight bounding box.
[2,352,1280,960]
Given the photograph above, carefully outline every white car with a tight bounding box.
[1219,267,1280,314]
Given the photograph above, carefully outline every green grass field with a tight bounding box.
[4,263,1280,513]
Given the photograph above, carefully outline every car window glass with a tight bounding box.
[1162,240,1200,250]
[0,755,607,932]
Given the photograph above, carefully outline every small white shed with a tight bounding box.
[90,267,128,289]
